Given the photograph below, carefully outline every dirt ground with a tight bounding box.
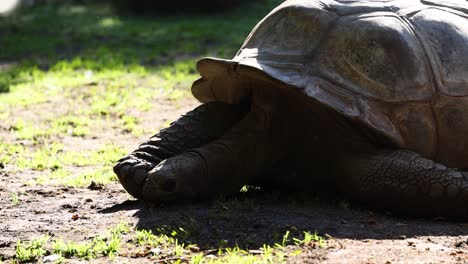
[1,97,467,263]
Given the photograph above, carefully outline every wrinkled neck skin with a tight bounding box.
[245,82,376,190]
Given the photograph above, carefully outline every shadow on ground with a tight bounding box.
[100,191,468,251]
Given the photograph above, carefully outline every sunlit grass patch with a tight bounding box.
[209,245,286,264]
[34,168,118,187]
[0,58,150,107]
[9,192,20,206]
[129,228,325,263]
[135,229,161,247]
[15,235,50,263]
[0,56,195,113]
[120,114,145,136]
[51,115,91,137]
[11,222,325,263]
[9,117,91,140]
[10,120,49,140]
[83,80,155,116]
[133,226,325,263]
[0,0,282,95]
[14,142,63,170]
[52,223,130,260]
[141,228,324,263]
[6,142,126,171]
[13,143,127,187]
[60,144,127,167]
[0,142,24,165]
[293,231,325,247]
[0,82,47,108]
[14,223,131,262]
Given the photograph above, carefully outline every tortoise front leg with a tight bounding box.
[138,105,288,201]
[113,102,247,198]
[336,149,468,220]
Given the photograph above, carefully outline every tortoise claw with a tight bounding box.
[141,156,199,201]
[113,155,158,198]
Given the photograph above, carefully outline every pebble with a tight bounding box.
[43,254,60,263]
[150,248,161,255]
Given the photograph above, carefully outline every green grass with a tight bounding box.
[293,231,325,247]
[0,1,281,93]
[13,143,126,171]
[34,168,119,187]
[15,235,49,263]
[52,223,129,260]
[9,192,20,206]
[1,140,126,186]
[0,143,23,166]
[9,117,91,140]
[14,223,130,262]
[13,222,325,263]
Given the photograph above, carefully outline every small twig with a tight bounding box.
[154,256,190,263]
[154,249,218,263]
[200,249,218,255]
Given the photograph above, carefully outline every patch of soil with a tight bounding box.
[0,97,467,263]
[1,180,467,263]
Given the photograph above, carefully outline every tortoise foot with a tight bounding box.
[115,151,213,201]
[141,152,207,200]
[113,102,247,200]
[113,150,163,199]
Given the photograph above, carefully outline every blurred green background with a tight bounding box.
[0,0,281,94]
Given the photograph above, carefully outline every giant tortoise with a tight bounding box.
[114,0,468,220]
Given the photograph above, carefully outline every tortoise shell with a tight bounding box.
[192,0,468,168]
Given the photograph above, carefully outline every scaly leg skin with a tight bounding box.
[337,149,468,220]
[139,105,287,201]
[113,102,247,199]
